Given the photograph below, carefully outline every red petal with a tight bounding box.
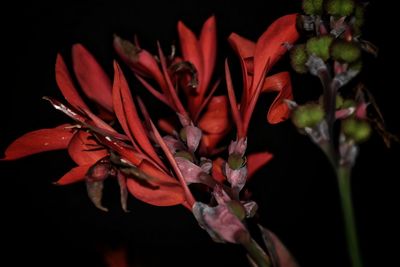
[211,157,226,183]
[178,20,203,92]
[68,131,108,165]
[2,125,74,160]
[228,33,255,101]
[252,14,299,92]
[262,72,293,124]
[224,61,243,137]
[72,44,113,112]
[55,54,89,110]
[199,15,217,93]
[113,62,164,167]
[244,14,299,133]
[55,164,90,185]
[127,161,185,206]
[198,96,230,134]
[247,151,273,179]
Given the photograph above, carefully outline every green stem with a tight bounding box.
[337,166,363,267]
[242,238,271,267]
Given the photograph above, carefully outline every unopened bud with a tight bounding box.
[290,44,309,73]
[302,0,324,15]
[342,118,371,142]
[292,104,325,128]
[326,0,355,17]
[227,200,246,221]
[306,35,334,61]
[175,150,194,162]
[228,154,245,170]
[330,40,361,63]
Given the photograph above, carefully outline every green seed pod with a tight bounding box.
[302,0,324,15]
[342,118,371,142]
[330,40,361,63]
[227,200,246,220]
[228,154,245,170]
[292,104,325,128]
[326,0,355,17]
[290,44,309,73]
[342,99,356,108]
[179,128,187,142]
[175,150,194,162]
[306,35,334,61]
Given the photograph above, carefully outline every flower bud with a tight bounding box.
[302,0,324,15]
[306,35,334,61]
[227,200,246,221]
[175,150,194,162]
[228,154,245,170]
[292,104,325,128]
[290,44,308,73]
[330,40,361,63]
[326,0,355,17]
[342,118,371,142]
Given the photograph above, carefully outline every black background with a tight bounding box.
[1,1,399,267]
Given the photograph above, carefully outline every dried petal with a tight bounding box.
[86,180,108,212]
[175,157,216,187]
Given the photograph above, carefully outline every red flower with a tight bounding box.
[226,14,299,138]
[114,16,230,155]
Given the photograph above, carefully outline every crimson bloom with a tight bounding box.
[226,14,299,138]
[114,16,230,155]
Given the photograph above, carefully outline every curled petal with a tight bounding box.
[2,125,74,160]
[55,164,91,185]
[247,151,274,179]
[200,157,212,174]
[72,44,113,112]
[192,202,250,243]
[262,72,294,124]
[242,201,258,218]
[175,157,215,187]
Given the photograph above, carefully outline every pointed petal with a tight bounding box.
[113,62,164,167]
[262,72,293,124]
[247,151,273,179]
[228,34,255,102]
[68,131,108,165]
[224,61,244,137]
[199,15,217,92]
[127,161,185,206]
[55,164,91,185]
[258,225,300,267]
[185,125,202,152]
[55,54,89,110]
[72,44,113,112]
[2,125,74,160]
[178,20,203,93]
